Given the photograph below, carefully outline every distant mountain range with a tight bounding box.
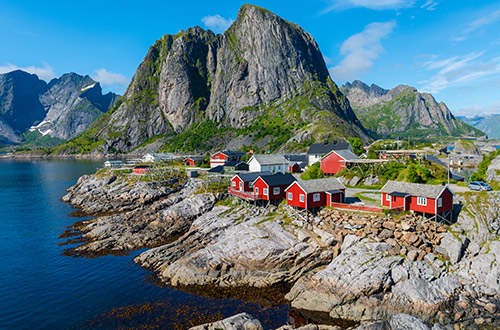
[54,4,368,155]
[341,80,484,139]
[0,70,119,146]
[458,114,500,140]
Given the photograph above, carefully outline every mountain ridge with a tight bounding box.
[341,80,484,139]
[56,4,367,154]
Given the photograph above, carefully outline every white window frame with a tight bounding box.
[417,197,427,206]
[263,188,268,196]
[232,181,236,187]
[300,194,305,202]
[239,182,243,190]
[273,187,280,195]
[386,194,390,201]
[288,192,293,200]
[313,193,320,202]
[437,198,442,207]
[255,187,259,195]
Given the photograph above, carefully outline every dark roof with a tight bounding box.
[186,156,203,161]
[288,177,346,193]
[284,154,308,162]
[235,171,272,182]
[380,180,453,199]
[135,165,151,169]
[224,161,242,167]
[255,173,296,186]
[326,189,343,194]
[214,150,246,157]
[307,142,351,155]
[208,165,224,173]
[389,192,410,197]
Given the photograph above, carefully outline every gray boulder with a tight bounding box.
[189,313,263,330]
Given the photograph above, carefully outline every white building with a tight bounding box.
[143,153,174,163]
[104,160,123,168]
[248,155,287,174]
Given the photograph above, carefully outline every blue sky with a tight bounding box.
[1,0,500,117]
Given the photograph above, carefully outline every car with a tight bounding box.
[468,181,492,191]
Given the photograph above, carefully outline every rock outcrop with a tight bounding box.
[341,80,484,139]
[189,313,263,330]
[62,4,367,154]
[0,70,118,145]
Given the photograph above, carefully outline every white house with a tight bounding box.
[104,160,123,168]
[248,155,287,174]
[143,153,174,163]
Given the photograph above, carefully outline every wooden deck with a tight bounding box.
[228,187,258,201]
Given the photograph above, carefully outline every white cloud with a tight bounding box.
[465,9,500,33]
[92,69,129,87]
[455,102,500,117]
[202,14,234,33]
[0,63,56,81]
[418,52,500,93]
[421,0,439,11]
[329,21,396,82]
[322,0,414,12]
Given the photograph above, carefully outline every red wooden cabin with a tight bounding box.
[380,181,454,220]
[185,157,203,167]
[320,149,359,174]
[229,171,271,200]
[288,162,302,173]
[134,165,151,175]
[252,174,296,201]
[210,150,246,168]
[285,177,346,209]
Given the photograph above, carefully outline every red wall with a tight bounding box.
[326,191,345,206]
[134,168,149,174]
[186,159,195,166]
[409,196,436,213]
[231,176,253,192]
[253,178,290,200]
[289,163,301,173]
[212,153,228,161]
[320,152,346,174]
[437,188,453,213]
[286,183,307,208]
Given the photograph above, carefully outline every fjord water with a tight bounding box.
[0,159,287,329]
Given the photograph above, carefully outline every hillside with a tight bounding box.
[56,4,367,155]
[0,70,119,146]
[341,80,484,139]
[458,114,500,139]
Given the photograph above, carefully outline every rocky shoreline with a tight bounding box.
[61,170,500,329]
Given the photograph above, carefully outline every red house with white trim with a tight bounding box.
[134,165,152,175]
[252,174,296,201]
[321,149,359,174]
[229,171,271,200]
[380,181,454,220]
[210,150,246,168]
[285,177,346,209]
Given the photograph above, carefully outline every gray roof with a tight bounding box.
[250,154,287,166]
[307,142,352,155]
[289,177,346,193]
[323,149,359,161]
[187,156,203,161]
[380,180,452,199]
[255,173,296,187]
[284,154,308,162]
[236,171,272,182]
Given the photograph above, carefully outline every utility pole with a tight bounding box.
[448,154,450,186]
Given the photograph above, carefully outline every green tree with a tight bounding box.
[348,137,364,156]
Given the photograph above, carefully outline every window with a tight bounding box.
[255,187,259,194]
[417,197,427,206]
[263,188,268,196]
[288,192,293,200]
[216,156,220,159]
[239,182,243,190]
[300,194,305,202]
[437,198,442,207]
[386,194,390,201]
[273,187,280,195]
[313,193,320,202]
[232,181,236,187]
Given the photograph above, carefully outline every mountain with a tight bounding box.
[458,114,500,140]
[0,70,119,146]
[341,80,484,139]
[60,4,367,154]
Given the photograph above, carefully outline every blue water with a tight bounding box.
[0,159,288,329]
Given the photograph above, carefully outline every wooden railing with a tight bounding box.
[228,187,258,200]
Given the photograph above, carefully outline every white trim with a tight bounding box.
[417,197,427,206]
[263,188,268,196]
[386,194,391,201]
[288,192,293,200]
[273,187,280,195]
[300,194,305,202]
[437,198,442,207]
[255,187,259,195]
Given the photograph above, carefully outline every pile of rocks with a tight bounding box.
[316,209,448,261]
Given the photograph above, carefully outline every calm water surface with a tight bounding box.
[0,159,288,329]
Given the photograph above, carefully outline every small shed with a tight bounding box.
[248,155,287,173]
[134,165,152,175]
[252,173,296,201]
[185,156,204,167]
[285,177,346,209]
[104,160,123,168]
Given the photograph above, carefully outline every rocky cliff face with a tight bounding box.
[66,4,366,154]
[342,80,484,139]
[0,70,118,145]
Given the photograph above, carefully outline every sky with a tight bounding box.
[1,0,500,117]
